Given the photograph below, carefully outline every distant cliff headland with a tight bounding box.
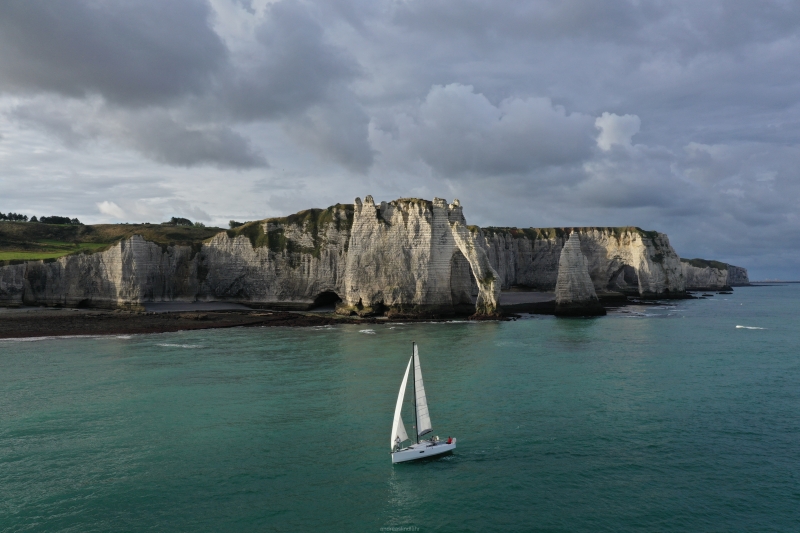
[0,197,749,317]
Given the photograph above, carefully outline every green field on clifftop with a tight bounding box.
[0,242,110,261]
[0,209,676,266]
[0,222,224,265]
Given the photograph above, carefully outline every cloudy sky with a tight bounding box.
[1,0,798,279]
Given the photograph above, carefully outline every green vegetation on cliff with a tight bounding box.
[392,198,433,208]
[0,221,223,265]
[0,204,356,267]
[225,204,355,258]
[1,204,676,270]
[0,242,109,262]
[681,258,729,270]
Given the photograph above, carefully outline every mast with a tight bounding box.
[412,341,418,444]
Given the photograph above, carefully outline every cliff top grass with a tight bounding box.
[681,257,729,270]
[225,204,354,257]
[0,242,109,262]
[391,198,434,208]
[0,221,224,265]
[1,203,670,266]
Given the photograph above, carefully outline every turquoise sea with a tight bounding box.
[2,285,799,532]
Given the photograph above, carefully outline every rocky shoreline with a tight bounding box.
[0,307,517,340]
[0,308,384,340]
[1,287,743,339]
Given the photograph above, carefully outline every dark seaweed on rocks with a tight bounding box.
[0,310,378,340]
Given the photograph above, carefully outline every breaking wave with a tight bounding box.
[735,325,766,330]
[359,329,376,335]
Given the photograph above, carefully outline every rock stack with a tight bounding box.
[554,232,606,317]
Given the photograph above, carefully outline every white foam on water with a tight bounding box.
[358,329,376,334]
[735,325,766,330]
[156,343,203,348]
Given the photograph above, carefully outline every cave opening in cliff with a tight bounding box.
[450,249,479,314]
[312,290,342,310]
[608,265,640,294]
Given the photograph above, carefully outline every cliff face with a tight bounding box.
[338,196,500,316]
[0,236,198,309]
[681,259,750,290]
[726,265,750,286]
[197,204,353,309]
[554,233,605,316]
[480,227,685,297]
[2,197,744,315]
[0,199,501,316]
[0,263,26,306]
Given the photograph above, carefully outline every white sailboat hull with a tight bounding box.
[391,439,456,463]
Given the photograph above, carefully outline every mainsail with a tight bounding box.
[413,344,433,437]
[390,357,412,449]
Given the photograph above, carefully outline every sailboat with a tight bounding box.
[390,342,456,463]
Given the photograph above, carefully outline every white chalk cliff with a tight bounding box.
[681,259,750,290]
[0,197,748,315]
[479,226,686,296]
[340,196,500,316]
[197,204,352,308]
[1,236,199,309]
[554,232,606,316]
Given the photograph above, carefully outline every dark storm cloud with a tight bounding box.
[392,0,800,54]
[2,0,800,278]
[0,0,226,106]
[286,91,374,173]
[8,98,96,148]
[392,0,656,44]
[6,96,267,169]
[222,0,360,120]
[123,114,266,169]
[0,0,362,169]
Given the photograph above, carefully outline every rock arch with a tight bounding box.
[449,219,500,316]
[607,264,640,294]
[450,249,478,314]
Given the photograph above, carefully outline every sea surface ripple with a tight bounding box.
[1,285,799,532]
